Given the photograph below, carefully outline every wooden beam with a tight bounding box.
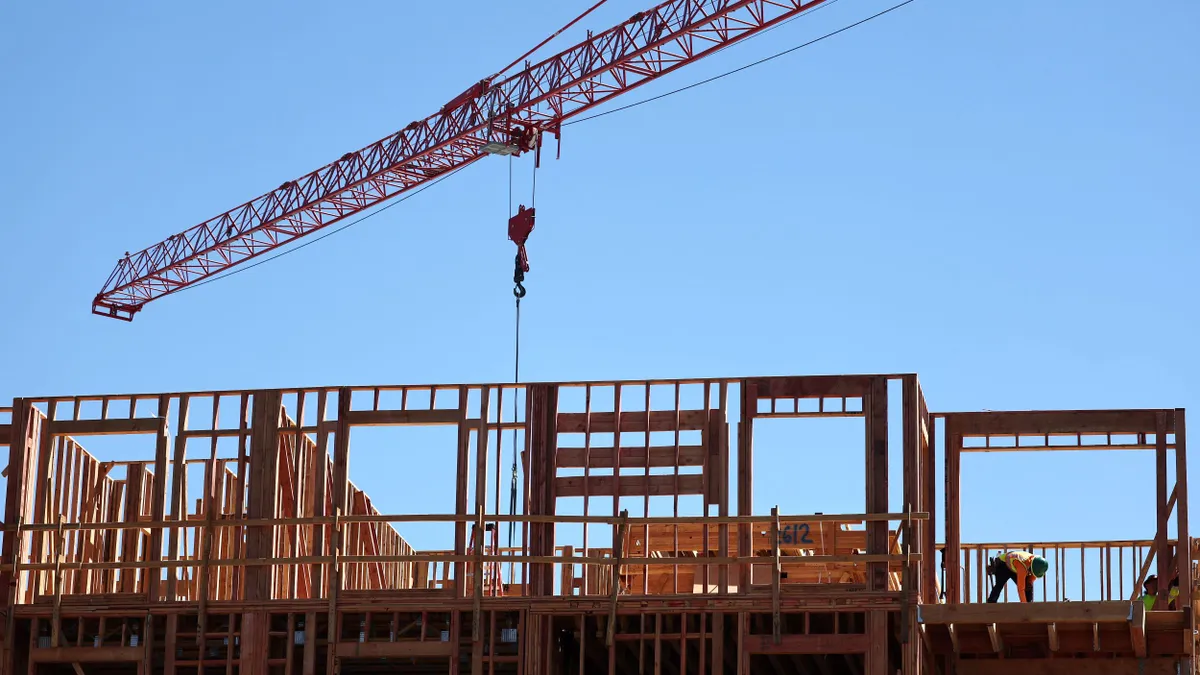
[746,633,869,654]
[245,391,282,603]
[919,601,1135,625]
[945,418,961,604]
[605,510,628,648]
[986,623,1002,653]
[146,396,170,603]
[1046,623,1058,652]
[770,506,780,645]
[743,375,872,400]
[1174,409,1190,612]
[866,377,888,591]
[1092,622,1101,652]
[49,418,161,437]
[554,474,704,498]
[470,388,490,675]
[952,659,1181,675]
[1130,595,1147,657]
[555,445,706,468]
[334,640,454,658]
[1156,413,1170,594]
[866,610,888,675]
[341,409,459,427]
[947,624,960,654]
[948,410,1169,436]
[556,410,709,434]
[30,645,145,662]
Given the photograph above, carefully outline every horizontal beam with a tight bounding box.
[946,410,1172,436]
[334,640,454,658]
[745,375,874,400]
[4,551,912,572]
[31,645,145,663]
[919,601,1134,625]
[961,443,1164,453]
[556,410,710,433]
[555,473,705,497]
[3,510,927,532]
[556,445,706,468]
[0,423,9,445]
[745,632,868,654]
[50,418,164,436]
[342,408,460,426]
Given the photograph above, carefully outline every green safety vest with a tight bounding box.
[1142,587,1179,611]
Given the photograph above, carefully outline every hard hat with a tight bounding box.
[1031,556,1049,578]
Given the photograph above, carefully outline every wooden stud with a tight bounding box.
[1174,409,1189,611]
[770,505,780,645]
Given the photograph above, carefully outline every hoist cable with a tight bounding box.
[507,153,521,551]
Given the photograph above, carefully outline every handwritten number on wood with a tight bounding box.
[779,524,814,545]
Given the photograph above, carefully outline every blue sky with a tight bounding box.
[0,0,1196,599]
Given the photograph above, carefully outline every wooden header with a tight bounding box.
[946,410,1176,436]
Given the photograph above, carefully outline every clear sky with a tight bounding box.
[0,0,1196,599]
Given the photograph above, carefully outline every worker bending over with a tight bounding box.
[986,550,1049,603]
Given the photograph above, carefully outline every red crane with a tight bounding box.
[93,0,833,320]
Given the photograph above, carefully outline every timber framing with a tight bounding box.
[0,375,1193,675]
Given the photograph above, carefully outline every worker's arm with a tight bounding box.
[1024,576,1035,603]
[1014,568,1030,602]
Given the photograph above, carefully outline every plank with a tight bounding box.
[556,410,709,434]
[30,645,145,662]
[745,633,869,654]
[743,375,873,400]
[333,641,454,658]
[919,600,1135,625]
[555,445,706,468]
[554,474,704,498]
[342,409,459,427]
[950,410,1169,436]
[49,418,161,437]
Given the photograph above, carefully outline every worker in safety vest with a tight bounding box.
[986,550,1049,603]
[1142,575,1180,611]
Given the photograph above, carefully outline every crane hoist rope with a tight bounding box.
[507,154,538,549]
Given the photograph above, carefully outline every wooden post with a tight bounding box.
[326,508,343,675]
[945,418,961,604]
[770,505,780,645]
[50,519,63,646]
[713,612,724,675]
[1175,409,1190,612]
[923,412,938,603]
[146,395,170,603]
[246,390,283,604]
[866,610,889,675]
[471,388,491,675]
[302,611,317,675]
[737,381,755,594]
[1156,412,1170,590]
[165,396,190,603]
[164,613,177,675]
[606,510,628,648]
[866,377,889,591]
[527,384,558,597]
[454,386,470,600]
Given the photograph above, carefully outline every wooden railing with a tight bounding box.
[943,539,1169,603]
[0,511,925,604]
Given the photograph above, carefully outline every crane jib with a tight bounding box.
[92,0,831,321]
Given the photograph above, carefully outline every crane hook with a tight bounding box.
[513,253,527,299]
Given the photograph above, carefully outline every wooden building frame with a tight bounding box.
[0,374,1191,675]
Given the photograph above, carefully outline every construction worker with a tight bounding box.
[1142,575,1180,610]
[986,550,1049,603]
